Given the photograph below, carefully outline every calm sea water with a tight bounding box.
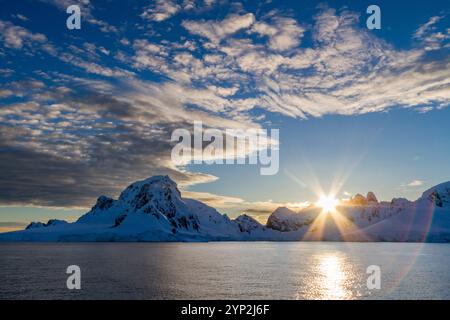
[0,242,449,299]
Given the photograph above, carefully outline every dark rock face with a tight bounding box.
[25,219,68,230]
[25,222,45,230]
[266,207,313,232]
[350,194,368,206]
[420,182,450,208]
[46,219,67,226]
[113,214,127,227]
[235,214,264,233]
[429,191,443,207]
[93,195,115,211]
[391,198,411,207]
[366,192,378,203]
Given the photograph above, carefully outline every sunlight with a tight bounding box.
[286,169,367,241]
[318,254,349,299]
[299,253,354,300]
[304,192,367,241]
[316,195,339,213]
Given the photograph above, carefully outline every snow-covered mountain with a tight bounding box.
[264,185,450,242]
[0,176,449,242]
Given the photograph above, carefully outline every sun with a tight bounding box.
[316,195,339,213]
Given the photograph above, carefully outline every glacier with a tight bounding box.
[0,175,449,242]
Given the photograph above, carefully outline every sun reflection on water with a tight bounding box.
[318,255,348,299]
[300,253,356,300]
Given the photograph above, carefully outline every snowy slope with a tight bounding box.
[264,186,450,242]
[345,182,450,242]
[0,176,245,241]
[0,176,449,242]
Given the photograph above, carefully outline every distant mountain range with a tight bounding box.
[1,175,449,242]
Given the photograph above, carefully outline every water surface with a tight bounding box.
[1,242,449,299]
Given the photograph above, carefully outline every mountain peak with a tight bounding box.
[235,214,264,233]
[419,181,450,207]
[350,193,368,205]
[3,177,450,243]
[92,195,115,211]
[25,219,68,230]
[366,192,378,203]
[118,175,181,206]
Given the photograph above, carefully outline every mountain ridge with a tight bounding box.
[1,175,449,242]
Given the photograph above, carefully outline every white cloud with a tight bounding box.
[2,3,450,208]
[132,5,450,119]
[414,16,449,51]
[141,0,181,22]
[402,180,424,187]
[414,16,442,39]
[0,89,13,98]
[0,68,14,76]
[120,38,130,46]
[182,189,309,221]
[12,14,28,21]
[0,20,47,49]
[252,17,305,51]
[182,13,255,43]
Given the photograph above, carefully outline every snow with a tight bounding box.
[1,176,449,242]
[266,206,316,231]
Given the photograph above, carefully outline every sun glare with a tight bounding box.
[316,195,339,213]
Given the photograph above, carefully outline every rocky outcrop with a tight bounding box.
[350,194,368,206]
[366,192,378,204]
[419,182,450,208]
[234,214,265,233]
[266,207,314,232]
[25,219,68,230]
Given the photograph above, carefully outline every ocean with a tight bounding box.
[1,242,449,299]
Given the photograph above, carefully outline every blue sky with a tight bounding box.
[0,0,449,230]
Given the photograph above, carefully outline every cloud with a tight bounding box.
[0,20,47,49]
[0,119,218,208]
[0,221,28,227]
[252,17,305,51]
[141,0,181,22]
[402,180,424,187]
[0,68,14,76]
[414,16,449,51]
[414,16,442,39]
[0,24,134,79]
[0,89,13,98]
[182,190,309,222]
[182,13,255,43]
[0,221,28,233]
[182,190,244,208]
[0,74,261,207]
[178,8,450,119]
[59,52,135,77]
[12,14,29,21]
[1,3,450,211]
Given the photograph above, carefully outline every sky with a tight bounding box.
[0,0,449,231]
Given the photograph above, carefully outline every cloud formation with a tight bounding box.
[141,0,181,22]
[0,20,47,49]
[1,2,449,212]
[402,180,425,187]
